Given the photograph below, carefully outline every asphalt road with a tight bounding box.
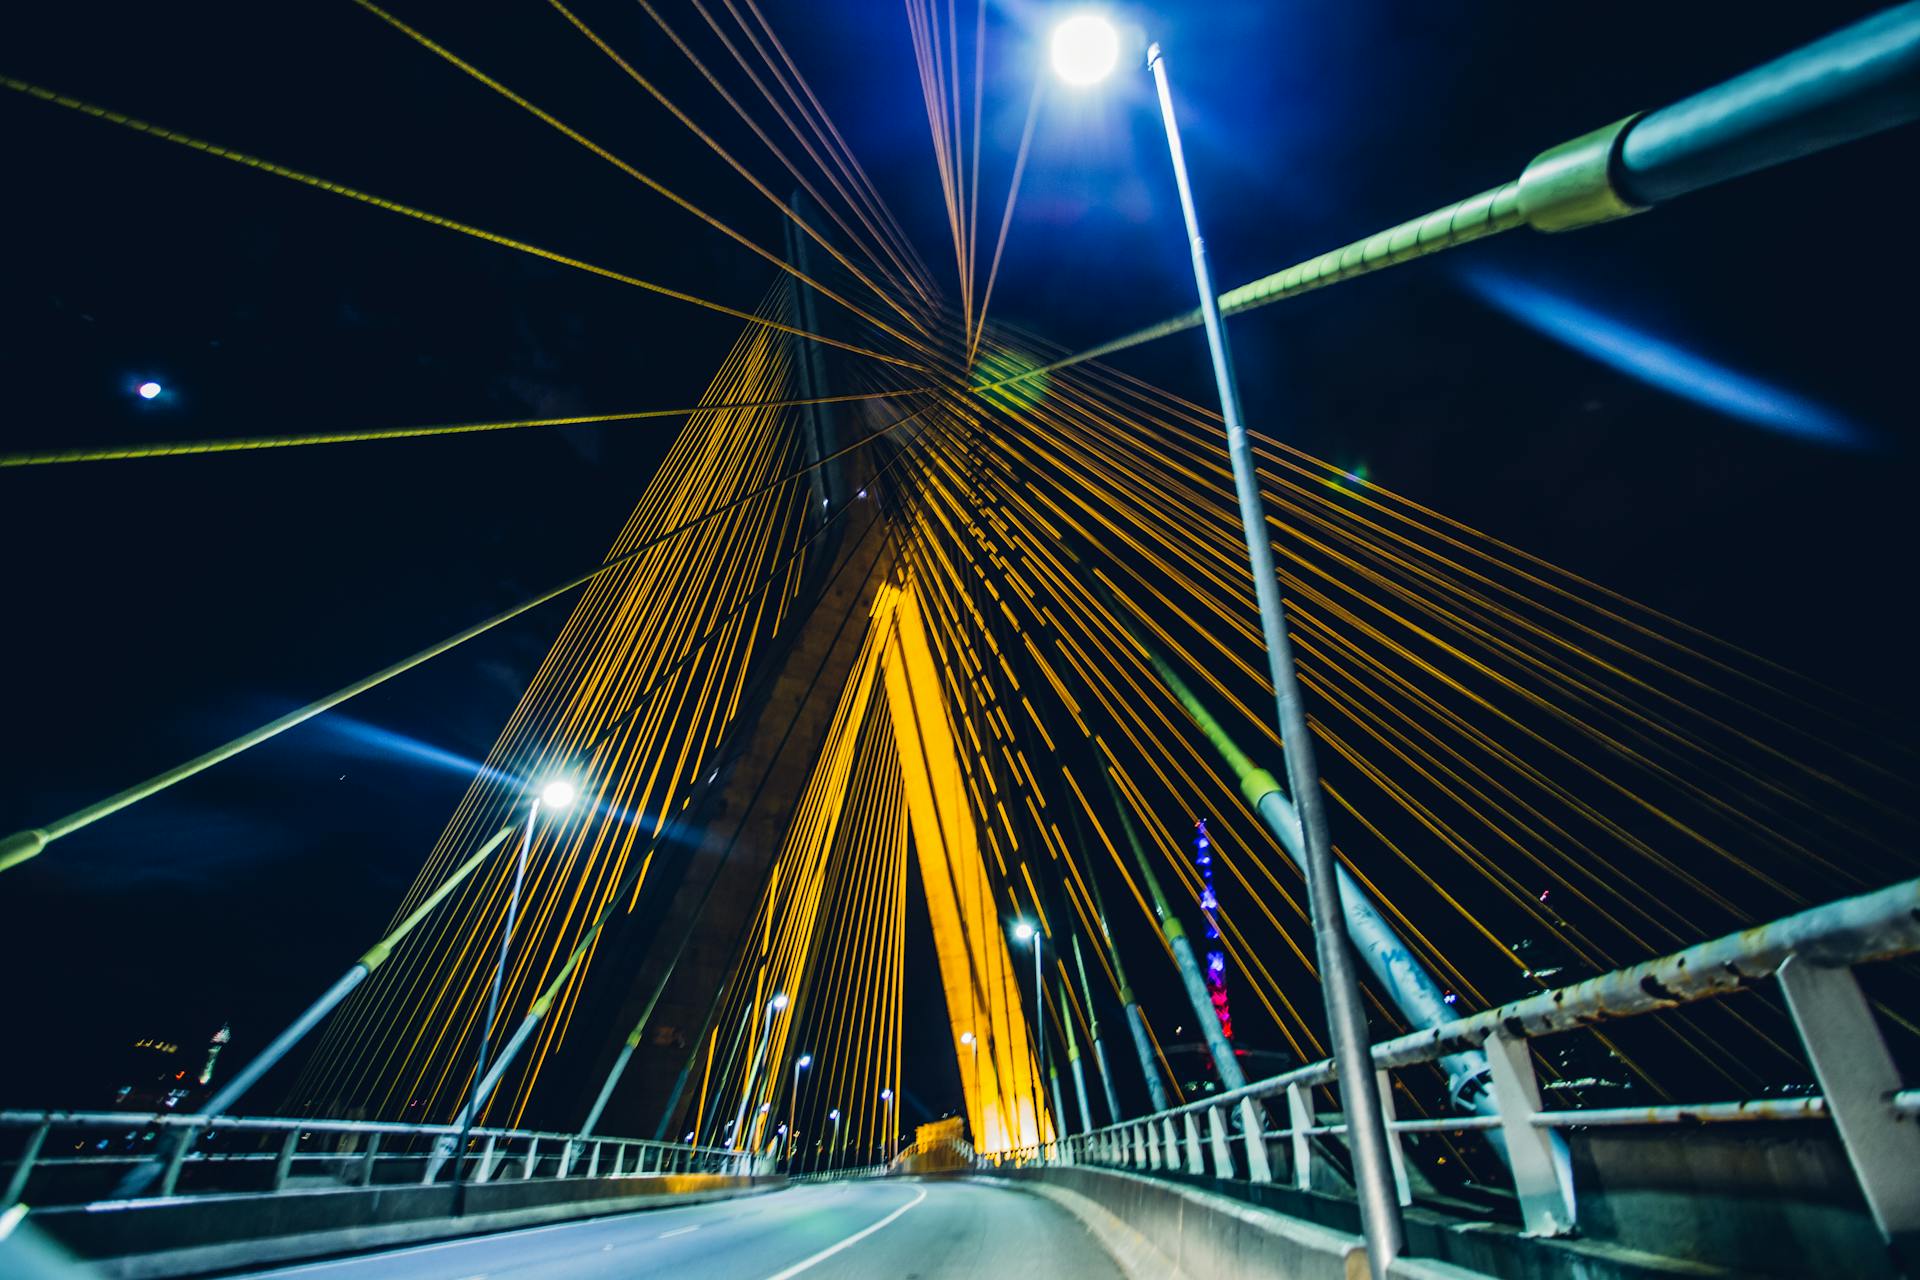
[226,1179,1123,1280]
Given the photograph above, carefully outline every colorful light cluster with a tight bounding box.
[1194,820,1232,1040]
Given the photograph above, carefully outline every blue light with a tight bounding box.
[137,381,162,400]
[318,713,518,788]
[1458,267,1867,448]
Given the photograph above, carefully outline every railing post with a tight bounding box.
[1162,1117,1182,1172]
[1375,1070,1412,1208]
[1286,1083,1313,1191]
[1484,1032,1575,1236]
[588,1141,601,1178]
[559,1138,577,1177]
[1207,1104,1234,1179]
[1132,1123,1147,1169]
[1238,1097,1272,1183]
[476,1135,497,1184]
[356,1133,381,1188]
[1183,1112,1205,1174]
[1778,955,1920,1253]
[3,1120,50,1208]
[522,1137,539,1180]
[158,1126,194,1197]
[1146,1120,1162,1170]
[277,1129,301,1190]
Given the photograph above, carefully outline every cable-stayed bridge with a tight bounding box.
[3,4,1919,1279]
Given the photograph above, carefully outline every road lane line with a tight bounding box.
[659,1225,700,1238]
[758,1185,927,1280]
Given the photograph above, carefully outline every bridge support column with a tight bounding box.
[1286,1083,1313,1191]
[1239,1097,1273,1183]
[1484,1032,1575,1236]
[275,1130,299,1190]
[1779,954,1920,1258]
[1374,1070,1412,1208]
[1207,1104,1234,1178]
[357,1135,381,1188]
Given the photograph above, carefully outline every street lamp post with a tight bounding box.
[881,1088,896,1165]
[829,1107,841,1172]
[960,1030,983,1151]
[1013,920,1059,1153]
[1049,16,1405,1274]
[731,993,787,1153]
[788,1053,812,1166]
[451,777,574,1213]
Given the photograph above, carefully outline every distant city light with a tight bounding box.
[1049,13,1120,87]
[137,381,162,400]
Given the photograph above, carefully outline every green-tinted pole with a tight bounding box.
[1098,757,1247,1096]
[1070,931,1122,1125]
[111,822,519,1198]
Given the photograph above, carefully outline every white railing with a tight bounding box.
[0,1110,759,1208]
[996,877,1920,1249]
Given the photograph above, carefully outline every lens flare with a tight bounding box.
[1459,267,1866,448]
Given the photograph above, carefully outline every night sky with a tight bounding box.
[1,0,1912,1120]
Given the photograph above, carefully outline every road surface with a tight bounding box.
[227,1178,1122,1280]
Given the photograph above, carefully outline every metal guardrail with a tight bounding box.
[997,877,1920,1251]
[0,1110,760,1209]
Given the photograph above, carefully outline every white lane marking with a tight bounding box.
[758,1185,928,1280]
[659,1225,700,1238]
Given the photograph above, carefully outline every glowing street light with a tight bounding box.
[880,1088,896,1163]
[539,778,577,810]
[137,381,162,400]
[1048,12,1119,87]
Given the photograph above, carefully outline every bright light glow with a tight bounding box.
[829,1108,841,1121]
[770,992,788,1011]
[1012,920,1036,943]
[137,381,162,400]
[798,1054,812,1068]
[960,1031,976,1046]
[1049,13,1120,86]
[1460,267,1867,448]
[539,779,577,810]
[881,1088,893,1101]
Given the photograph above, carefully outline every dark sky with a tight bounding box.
[1,1,1912,1114]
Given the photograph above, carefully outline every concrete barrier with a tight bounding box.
[992,1164,1806,1280]
[31,1172,784,1278]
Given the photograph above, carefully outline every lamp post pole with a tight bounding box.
[1143,39,1404,1276]
[961,1031,983,1150]
[451,779,575,1214]
[788,1054,811,1168]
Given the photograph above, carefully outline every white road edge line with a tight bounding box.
[759,1185,928,1280]
[659,1225,700,1238]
